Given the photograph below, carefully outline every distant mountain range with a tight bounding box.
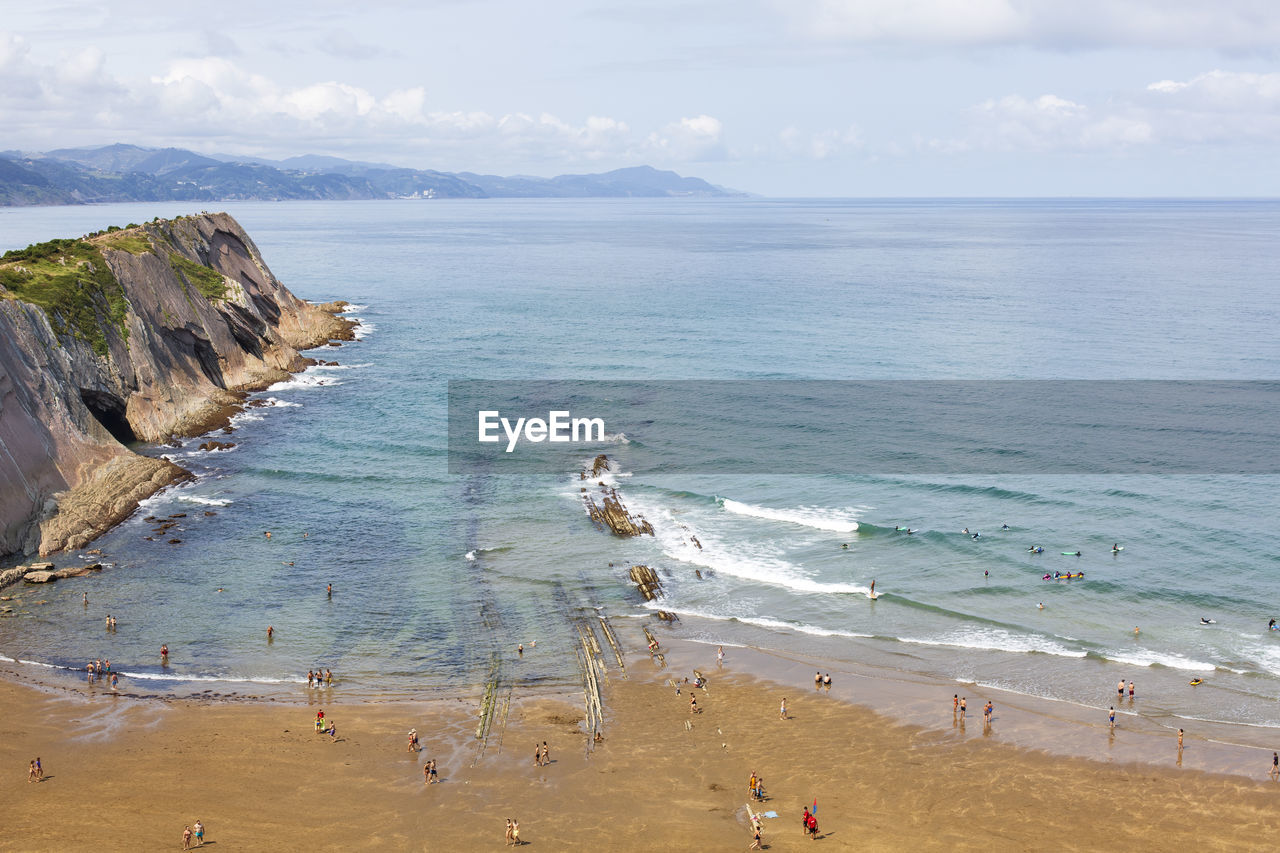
[0,144,744,205]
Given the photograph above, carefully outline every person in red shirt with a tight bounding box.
[806,811,819,839]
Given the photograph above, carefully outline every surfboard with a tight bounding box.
[1061,552,1081,556]
[1111,547,1124,552]
[868,591,878,600]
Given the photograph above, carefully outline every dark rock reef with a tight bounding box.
[0,212,354,556]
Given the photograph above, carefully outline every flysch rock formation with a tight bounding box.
[0,212,354,557]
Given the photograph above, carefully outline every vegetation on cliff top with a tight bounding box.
[0,218,230,356]
[0,238,128,357]
[168,252,229,302]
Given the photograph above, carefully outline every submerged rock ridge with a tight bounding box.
[0,212,354,557]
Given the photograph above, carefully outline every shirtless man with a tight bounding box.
[779,698,788,720]
[815,670,822,688]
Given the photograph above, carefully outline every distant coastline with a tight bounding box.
[0,144,746,206]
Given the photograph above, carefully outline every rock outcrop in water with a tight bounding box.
[580,456,653,537]
[0,212,354,557]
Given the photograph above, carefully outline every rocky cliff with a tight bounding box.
[0,212,353,557]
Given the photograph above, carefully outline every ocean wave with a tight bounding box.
[900,627,1087,659]
[351,320,374,340]
[258,396,301,407]
[177,495,232,507]
[340,303,368,313]
[720,498,860,533]
[640,603,873,640]
[465,551,476,561]
[630,497,871,595]
[0,654,298,685]
[268,371,343,392]
[1100,649,1216,672]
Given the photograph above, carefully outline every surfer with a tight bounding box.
[1001,524,1010,530]
[972,533,981,540]
[1112,543,1120,551]
[870,579,875,595]
[1200,617,1214,625]
[962,528,969,535]
[1270,619,1277,631]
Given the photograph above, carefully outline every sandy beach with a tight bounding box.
[3,635,1278,852]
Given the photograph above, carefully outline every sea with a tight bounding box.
[2,198,1279,748]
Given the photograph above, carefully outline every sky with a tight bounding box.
[3,0,1280,196]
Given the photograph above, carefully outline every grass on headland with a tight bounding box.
[168,252,228,302]
[0,238,128,357]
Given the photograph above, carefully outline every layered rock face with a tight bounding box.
[0,212,352,556]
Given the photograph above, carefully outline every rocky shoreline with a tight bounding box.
[0,212,355,558]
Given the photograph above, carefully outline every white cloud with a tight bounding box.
[940,93,1150,152]
[937,70,1280,154]
[779,0,1280,51]
[779,125,862,159]
[646,115,727,161]
[0,42,725,169]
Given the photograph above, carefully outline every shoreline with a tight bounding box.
[4,634,1279,850]
[5,610,1276,786]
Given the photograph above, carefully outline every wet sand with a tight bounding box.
[4,639,1279,852]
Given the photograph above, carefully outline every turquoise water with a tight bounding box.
[2,199,1279,741]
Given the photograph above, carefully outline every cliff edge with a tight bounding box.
[0,212,353,556]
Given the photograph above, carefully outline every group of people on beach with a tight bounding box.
[313,709,336,740]
[180,820,205,848]
[85,658,119,689]
[307,668,333,687]
[504,818,522,845]
[533,741,551,766]
[813,671,832,689]
[26,757,43,783]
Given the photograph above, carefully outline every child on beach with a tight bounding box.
[779,698,788,720]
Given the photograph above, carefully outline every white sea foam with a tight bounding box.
[631,498,870,596]
[340,303,368,313]
[1102,649,1216,672]
[268,370,343,392]
[351,320,374,340]
[721,498,860,533]
[465,551,477,561]
[901,627,1087,659]
[640,603,873,640]
[601,432,629,444]
[177,495,232,507]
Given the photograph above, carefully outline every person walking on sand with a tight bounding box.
[541,742,550,765]
[505,819,514,845]
[34,757,42,781]
[749,823,763,850]
[960,697,967,719]
[424,763,431,785]
[193,820,204,846]
[1178,729,1184,750]
[429,758,438,783]
[953,694,959,713]
[183,826,192,850]
[717,645,724,665]
[1109,707,1116,731]
[780,697,788,720]
[511,820,520,846]
[28,760,36,782]
[801,806,810,836]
